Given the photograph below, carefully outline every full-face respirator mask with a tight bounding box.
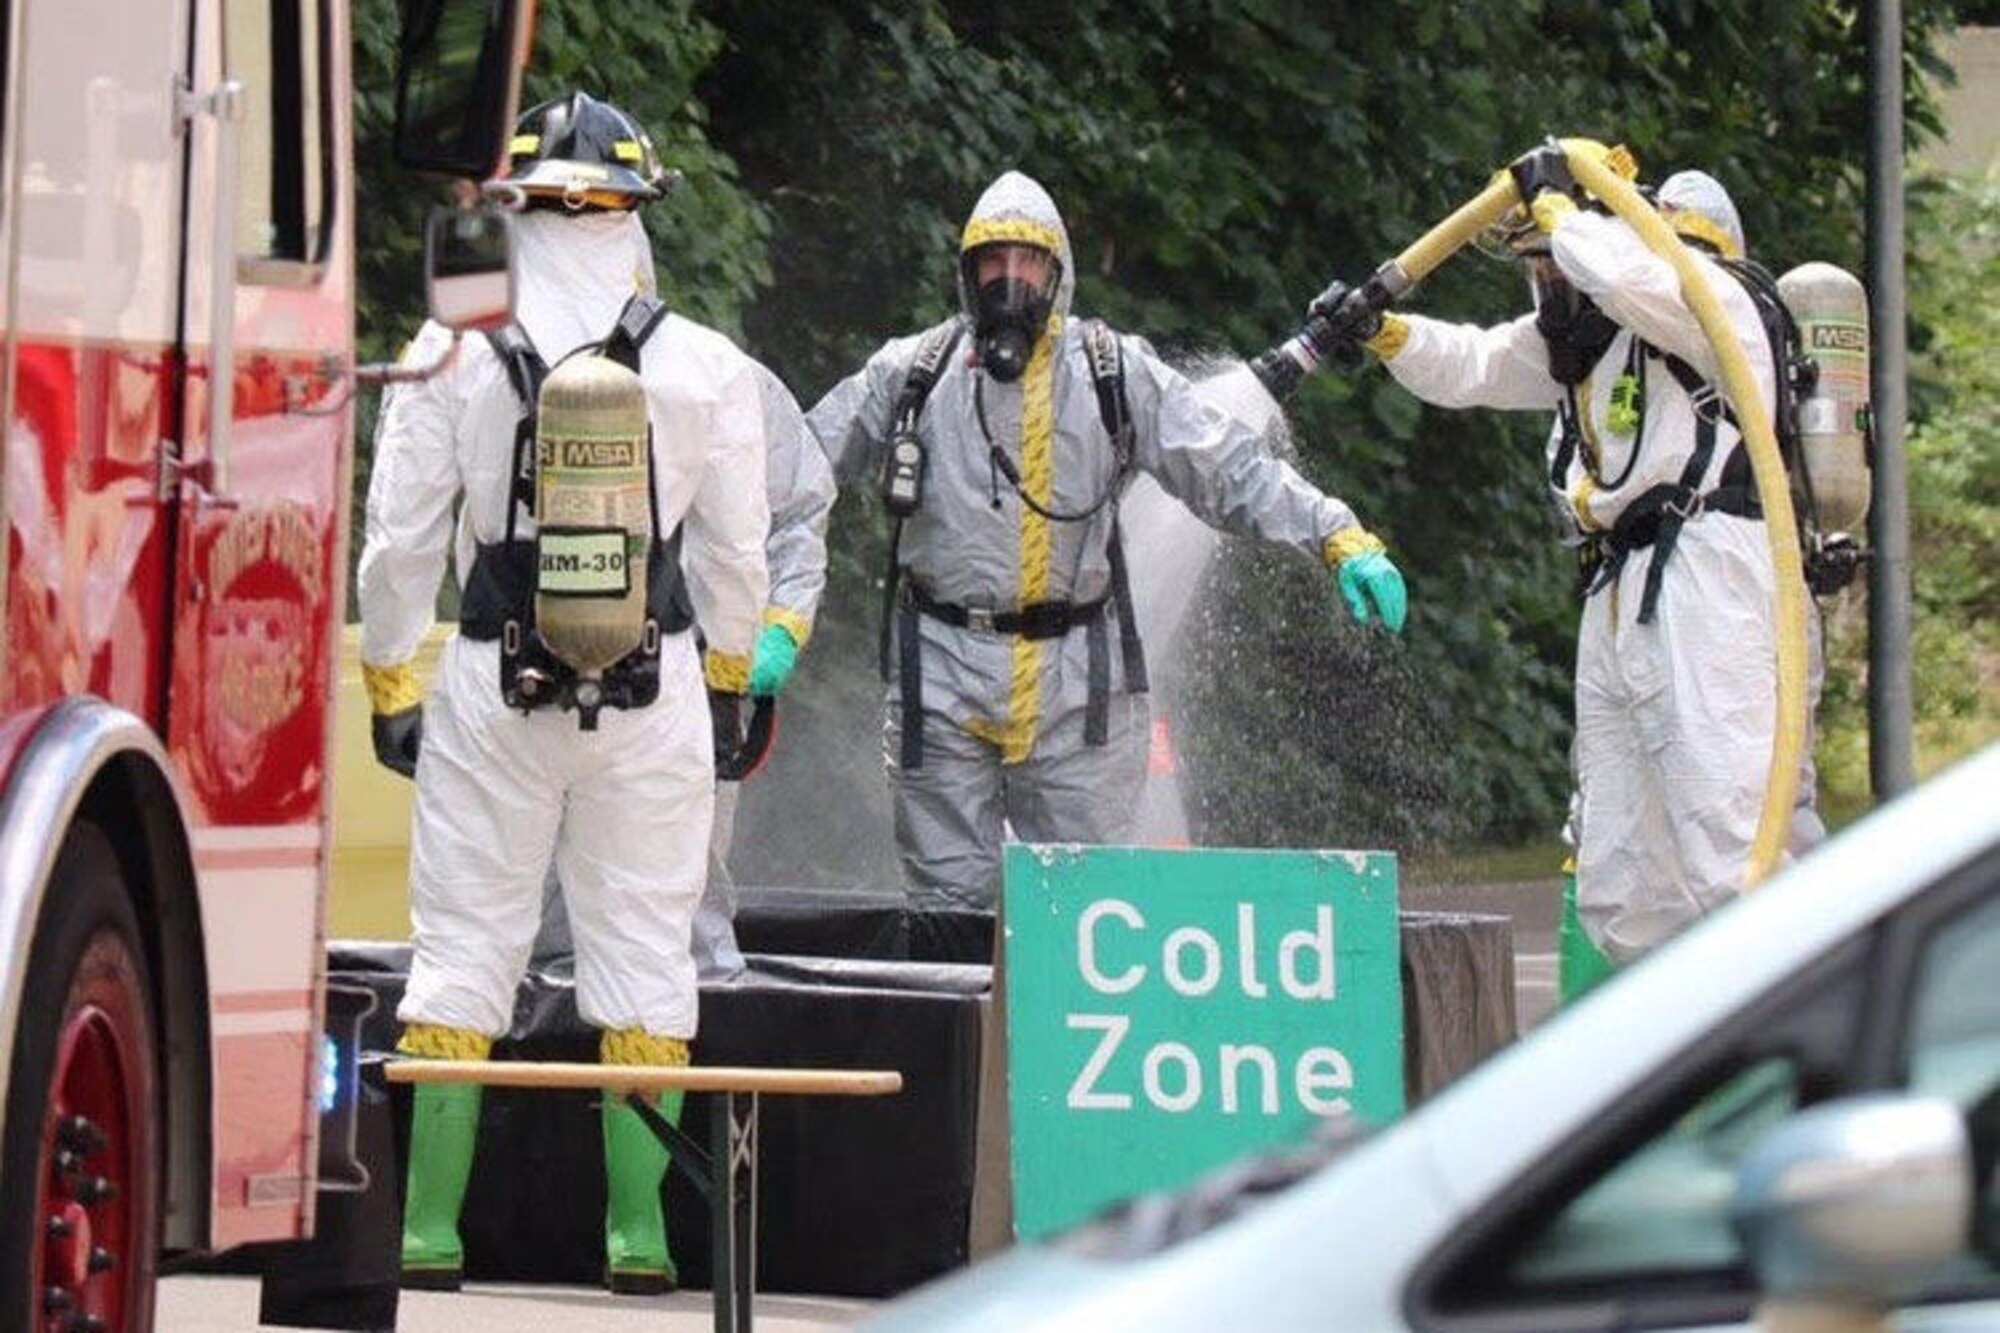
[960,242,1059,383]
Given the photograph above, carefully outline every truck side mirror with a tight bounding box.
[394,0,528,181]
[425,203,514,333]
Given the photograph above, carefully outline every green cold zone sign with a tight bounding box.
[1003,844,1402,1239]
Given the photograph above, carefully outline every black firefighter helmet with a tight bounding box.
[502,92,675,211]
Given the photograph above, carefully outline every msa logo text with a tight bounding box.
[1810,323,1866,353]
[539,438,639,468]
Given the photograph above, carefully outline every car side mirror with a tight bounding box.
[1731,1093,1972,1329]
[425,203,514,333]
[394,0,529,181]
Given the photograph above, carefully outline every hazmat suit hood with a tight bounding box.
[957,171,1074,380]
[510,208,658,359]
[1657,169,1745,260]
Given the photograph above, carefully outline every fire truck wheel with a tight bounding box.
[0,821,161,1333]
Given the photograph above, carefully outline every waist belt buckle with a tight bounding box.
[965,605,997,634]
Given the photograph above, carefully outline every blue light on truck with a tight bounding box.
[320,1032,341,1113]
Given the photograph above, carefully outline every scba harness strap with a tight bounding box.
[460,294,693,728]
[1572,255,1854,619]
[884,318,1149,771]
[1569,344,1756,624]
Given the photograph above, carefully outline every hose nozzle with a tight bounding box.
[1249,264,1408,402]
[1249,323,1330,401]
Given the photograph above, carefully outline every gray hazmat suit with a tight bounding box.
[808,171,1373,912]
[1377,180,1819,963]
[359,208,770,1039]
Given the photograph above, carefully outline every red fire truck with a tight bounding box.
[0,2,527,1328]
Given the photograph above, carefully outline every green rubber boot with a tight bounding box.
[401,1083,482,1290]
[1557,862,1615,1006]
[603,1090,683,1294]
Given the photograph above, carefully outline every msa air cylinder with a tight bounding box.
[1778,262,1872,535]
[533,354,653,675]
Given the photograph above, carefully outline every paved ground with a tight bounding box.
[159,1274,872,1332]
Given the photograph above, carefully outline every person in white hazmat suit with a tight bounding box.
[807,170,1408,919]
[1310,144,1819,966]
[533,358,834,979]
[357,93,769,1294]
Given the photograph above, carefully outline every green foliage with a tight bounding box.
[1818,168,2000,819]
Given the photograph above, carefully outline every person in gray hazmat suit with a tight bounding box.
[357,93,769,1293]
[1303,143,1822,968]
[806,169,1409,918]
[533,357,834,979]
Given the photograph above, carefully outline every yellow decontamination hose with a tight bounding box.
[1377,141,1808,890]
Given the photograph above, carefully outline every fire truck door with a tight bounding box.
[169,0,349,830]
[166,0,351,1246]
[1,0,190,720]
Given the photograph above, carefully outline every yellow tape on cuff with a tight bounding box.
[397,1024,493,1061]
[362,661,423,716]
[961,217,1064,255]
[763,607,813,650]
[1532,192,1579,235]
[1569,475,1604,532]
[1322,526,1388,568]
[703,650,751,693]
[601,1029,691,1067]
[1366,314,1410,361]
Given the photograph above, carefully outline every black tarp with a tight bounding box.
[255,893,1514,1326]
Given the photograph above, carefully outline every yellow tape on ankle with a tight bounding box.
[601,1028,690,1067]
[397,1023,493,1061]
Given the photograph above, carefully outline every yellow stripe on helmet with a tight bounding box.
[962,217,1063,256]
[508,134,541,156]
[612,140,643,163]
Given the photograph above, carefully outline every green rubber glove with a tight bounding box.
[748,623,800,697]
[1337,550,1408,633]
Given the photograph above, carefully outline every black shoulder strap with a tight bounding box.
[1550,389,1584,492]
[1083,320,1146,691]
[878,319,963,682]
[896,319,963,426]
[601,293,671,372]
[1716,257,1820,517]
[485,324,547,408]
[1082,319,1135,474]
[483,325,545,542]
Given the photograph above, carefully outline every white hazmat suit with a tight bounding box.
[1374,173,1806,962]
[358,208,770,1038]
